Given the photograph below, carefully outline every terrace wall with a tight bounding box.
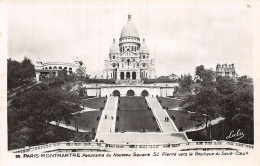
[85,85,175,97]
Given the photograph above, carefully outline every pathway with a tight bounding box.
[95,132,188,144]
[96,96,118,134]
[49,121,88,132]
[185,117,225,132]
[146,96,178,132]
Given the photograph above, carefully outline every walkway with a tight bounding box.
[146,96,179,132]
[95,132,188,144]
[72,107,99,115]
[185,117,225,132]
[49,121,88,132]
[96,97,118,133]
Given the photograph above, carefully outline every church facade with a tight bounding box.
[103,14,155,80]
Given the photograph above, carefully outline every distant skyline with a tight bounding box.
[7,0,253,77]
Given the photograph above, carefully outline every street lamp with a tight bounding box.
[166,84,168,97]
[96,84,97,97]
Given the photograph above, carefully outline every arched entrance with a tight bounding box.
[132,72,136,80]
[126,72,130,79]
[127,90,135,96]
[112,90,120,96]
[141,90,149,97]
[120,72,124,80]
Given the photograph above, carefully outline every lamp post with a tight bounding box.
[166,84,168,97]
[74,117,78,132]
[96,84,97,97]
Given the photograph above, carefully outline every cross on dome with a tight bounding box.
[128,13,132,21]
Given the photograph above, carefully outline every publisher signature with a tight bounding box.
[226,129,244,141]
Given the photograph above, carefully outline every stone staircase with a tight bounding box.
[146,96,179,132]
[96,97,118,133]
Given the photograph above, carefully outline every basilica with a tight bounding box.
[103,14,156,80]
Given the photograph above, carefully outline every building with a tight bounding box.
[35,60,86,82]
[216,63,237,79]
[158,74,179,80]
[103,14,156,80]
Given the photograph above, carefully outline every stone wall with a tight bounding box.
[85,85,175,97]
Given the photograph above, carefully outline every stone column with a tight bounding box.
[117,71,120,80]
[36,72,40,82]
[137,72,140,79]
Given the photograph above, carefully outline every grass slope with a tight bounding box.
[82,97,106,109]
[71,111,102,132]
[116,110,159,132]
[166,110,197,131]
[116,97,158,132]
[119,97,149,110]
[157,97,182,109]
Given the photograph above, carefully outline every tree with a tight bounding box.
[8,59,22,89]
[200,69,215,87]
[216,76,236,95]
[194,65,215,88]
[21,57,35,82]
[216,76,236,120]
[216,75,253,143]
[181,88,221,129]
[173,86,179,94]
[78,87,87,97]
[236,75,253,89]
[179,74,193,92]
[47,69,76,87]
[7,57,35,89]
[11,84,82,126]
[8,83,83,149]
[195,65,205,81]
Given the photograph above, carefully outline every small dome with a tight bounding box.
[120,14,139,38]
[110,38,120,54]
[140,38,149,53]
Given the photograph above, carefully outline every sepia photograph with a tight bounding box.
[0,0,259,165]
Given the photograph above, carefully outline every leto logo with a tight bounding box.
[226,129,245,141]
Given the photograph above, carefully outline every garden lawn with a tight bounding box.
[116,97,159,132]
[82,97,106,109]
[71,111,102,132]
[116,110,159,132]
[157,97,182,109]
[166,110,197,131]
[119,97,149,110]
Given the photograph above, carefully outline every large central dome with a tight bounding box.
[120,14,139,38]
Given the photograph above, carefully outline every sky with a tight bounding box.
[6,0,253,77]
